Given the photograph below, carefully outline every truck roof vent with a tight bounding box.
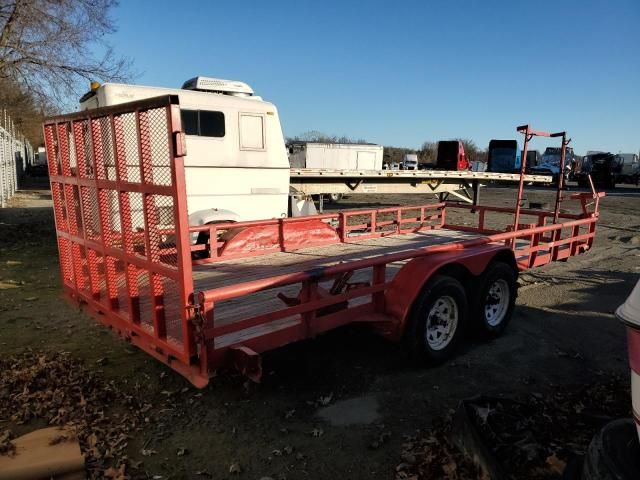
[181,77,254,97]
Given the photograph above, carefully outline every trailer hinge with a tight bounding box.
[190,305,207,344]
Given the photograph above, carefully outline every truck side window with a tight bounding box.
[181,110,198,135]
[180,109,225,137]
[199,111,225,137]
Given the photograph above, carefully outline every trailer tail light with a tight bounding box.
[629,329,640,439]
[616,279,640,442]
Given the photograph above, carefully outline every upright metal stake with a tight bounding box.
[513,125,530,232]
[552,132,569,224]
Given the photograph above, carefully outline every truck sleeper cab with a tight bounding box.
[79,77,290,226]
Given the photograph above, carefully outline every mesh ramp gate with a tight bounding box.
[44,96,200,381]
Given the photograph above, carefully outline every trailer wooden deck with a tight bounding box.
[192,228,482,327]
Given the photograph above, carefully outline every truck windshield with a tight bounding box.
[491,148,517,172]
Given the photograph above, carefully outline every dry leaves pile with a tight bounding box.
[396,378,631,480]
[396,423,484,480]
[0,429,16,456]
[0,350,157,479]
[468,378,631,479]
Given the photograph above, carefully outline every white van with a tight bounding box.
[80,77,290,226]
[401,153,418,170]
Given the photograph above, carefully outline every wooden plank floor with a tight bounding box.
[193,229,480,292]
[192,229,482,330]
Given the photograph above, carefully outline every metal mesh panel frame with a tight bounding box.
[44,96,194,364]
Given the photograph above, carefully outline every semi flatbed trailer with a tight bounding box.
[44,96,603,387]
[289,167,552,208]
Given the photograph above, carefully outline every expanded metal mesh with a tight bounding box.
[44,97,193,361]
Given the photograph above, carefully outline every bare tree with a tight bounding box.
[0,0,132,104]
[0,78,50,144]
[287,130,368,144]
[418,141,437,165]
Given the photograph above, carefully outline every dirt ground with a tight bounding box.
[1,181,639,479]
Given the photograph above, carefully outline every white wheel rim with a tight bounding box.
[484,279,510,327]
[425,296,458,351]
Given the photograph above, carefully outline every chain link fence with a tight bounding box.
[0,109,35,207]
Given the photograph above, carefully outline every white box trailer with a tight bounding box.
[288,142,383,170]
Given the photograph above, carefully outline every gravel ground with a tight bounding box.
[0,181,639,479]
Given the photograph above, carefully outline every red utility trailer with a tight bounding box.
[44,96,604,387]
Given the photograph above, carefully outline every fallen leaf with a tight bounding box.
[546,453,566,474]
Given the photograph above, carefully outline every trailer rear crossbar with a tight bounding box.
[43,97,604,387]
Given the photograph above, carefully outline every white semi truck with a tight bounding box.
[81,77,290,226]
[79,76,551,225]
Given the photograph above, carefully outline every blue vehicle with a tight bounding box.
[487,140,522,173]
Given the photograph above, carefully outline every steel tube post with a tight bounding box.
[553,132,567,224]
[513,125,530,233]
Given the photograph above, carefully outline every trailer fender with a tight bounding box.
[219,218,340,257]
[188,208,241,227]
[384,245,515,340]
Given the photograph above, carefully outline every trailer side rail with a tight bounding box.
[190,203,446,264]
[195,209,600,378]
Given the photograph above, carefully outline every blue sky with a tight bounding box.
[111,0,639,154]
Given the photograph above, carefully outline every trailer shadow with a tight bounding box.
[138,270,630,480]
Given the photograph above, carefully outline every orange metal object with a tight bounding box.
[44,101,604,387]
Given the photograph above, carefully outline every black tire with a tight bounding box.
[471,262,517,338]
[582,419,640,480]
[327,193,343,203]
[404,275,467,363]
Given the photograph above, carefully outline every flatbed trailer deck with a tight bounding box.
[289,168,553,205]
[43,96,604,387]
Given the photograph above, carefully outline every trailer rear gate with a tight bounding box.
[44,96,603,387]
[44,96,201,378]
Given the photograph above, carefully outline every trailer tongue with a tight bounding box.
[44,95,604,387]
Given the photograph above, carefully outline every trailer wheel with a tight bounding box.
[472,262,517,338]
[404,275,467,363]
[327,193,343,203]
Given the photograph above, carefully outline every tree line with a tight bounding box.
[0,0,130,145]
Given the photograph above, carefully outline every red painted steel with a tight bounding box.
[190,203,445,263]
[45,105,605,387]
[627,327,640,374]
[515,125,568,233]
[44,96,203,385]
